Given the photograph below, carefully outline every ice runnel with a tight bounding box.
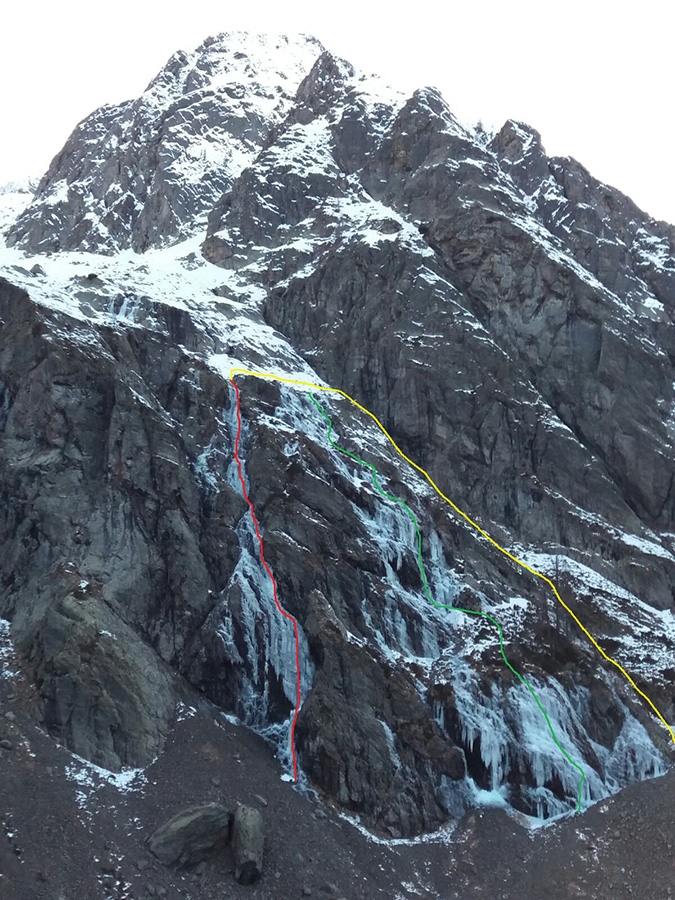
[217,389,315,776]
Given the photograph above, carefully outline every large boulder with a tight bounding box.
[232,804,264,885]
[147,803,232,868]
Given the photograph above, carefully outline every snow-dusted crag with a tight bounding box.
[1,32,675,844]
[7,33,323,254]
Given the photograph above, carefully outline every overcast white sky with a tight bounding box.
[2,0,673,222]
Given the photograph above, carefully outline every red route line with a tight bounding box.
[230,378,301,781]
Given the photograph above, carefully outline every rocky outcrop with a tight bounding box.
[20,571,175,769]
[147,803,232,867]
[490,119,675,311]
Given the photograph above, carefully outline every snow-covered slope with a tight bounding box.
[0,179,36,237]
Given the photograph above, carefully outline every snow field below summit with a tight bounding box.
[0,182,35,237]
[0,226,331,393]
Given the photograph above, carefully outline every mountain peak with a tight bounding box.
[291,49,359,122]
[6,32,325,255]
[2,27,675,898]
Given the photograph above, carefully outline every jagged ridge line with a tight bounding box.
[229,366,675,747]
[230,378,302,781]
[310,393,585,812]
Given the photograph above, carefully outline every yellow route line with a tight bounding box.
[229,366,675,747]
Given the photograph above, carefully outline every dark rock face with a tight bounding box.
[297,590,465,837]
[232,804,264,885]
[2,34,675,841]
[206,54,675,606]
[147,803,232,867]
[198,45,675,820]
[490,119,675,309]
[0,277,242,769]
[7,33,323,254]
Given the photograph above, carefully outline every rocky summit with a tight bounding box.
[1,30,675,900]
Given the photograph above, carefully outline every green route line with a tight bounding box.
[309,393,586,814]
